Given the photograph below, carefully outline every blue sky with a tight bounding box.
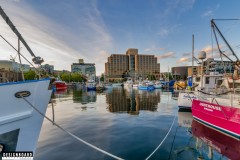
[1,0,240,75]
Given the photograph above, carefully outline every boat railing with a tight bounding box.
[0,77,9,83]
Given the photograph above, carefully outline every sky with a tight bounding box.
[1,0,240,75]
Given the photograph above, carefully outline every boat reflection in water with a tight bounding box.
[72,89,96,104]
[106,87,160,115]
[178,109,193,128]
[192,120,240,160]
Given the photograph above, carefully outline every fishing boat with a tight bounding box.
[177,38,223,109]
[0,6,52,156]
[86,79,96,91]
[177,70,223,109]
[192,19,240,139]
[153,81,162,89]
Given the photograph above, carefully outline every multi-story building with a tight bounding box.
[71,59,96,79]
[187,58,235,76]
[105,48,160,81]
[171,66,190,80]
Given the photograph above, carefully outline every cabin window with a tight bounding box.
[229,83,240,88]
[196,77,200,82]
[216,79,223,86]
[205,77,209,84]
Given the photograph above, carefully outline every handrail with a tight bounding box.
[0,77,9,83]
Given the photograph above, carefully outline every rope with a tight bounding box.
[145,115,176,160]
[21,97,124,160]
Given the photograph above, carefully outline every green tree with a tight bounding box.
[24,70,36,80]
[100,75,104,82]
[60,72,71,82]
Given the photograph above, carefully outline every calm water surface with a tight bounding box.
[35,87,231,160]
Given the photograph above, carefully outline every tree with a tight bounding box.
[24,70,36,80]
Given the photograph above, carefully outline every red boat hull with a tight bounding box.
[55,81,67,90]
[192,99,240,139]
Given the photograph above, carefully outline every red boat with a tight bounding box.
[192,99,240,139]
[55,80,67,90]
[192,119,240,160]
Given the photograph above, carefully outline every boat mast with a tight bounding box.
[192,34,194,78]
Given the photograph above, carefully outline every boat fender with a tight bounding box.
[15,91,31,98]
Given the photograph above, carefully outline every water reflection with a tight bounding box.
[178,109,193,128]
[72,89,96,104]
[192,120,240,160]
[106,87,160,115]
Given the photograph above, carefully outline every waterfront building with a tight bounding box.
[187,58,234,76]
[172,66,190,80]
[41,64,54,74]
[105,48,160,81]
[71,59,96,79]
[0,60,29,82]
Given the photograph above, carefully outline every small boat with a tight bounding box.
[173,80,186,90]
[86,79,96,91]
[138,81,155,91]
[153,81,162,89]
[123,78,133,87]
[132,82,139,88]
[104,83,113,89]
[55,80,67,90]
[112,82,123,87]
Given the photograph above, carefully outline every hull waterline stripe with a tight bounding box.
[193,116,240,139]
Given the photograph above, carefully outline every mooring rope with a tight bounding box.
[145,115,176,160]
[21,97,124,160]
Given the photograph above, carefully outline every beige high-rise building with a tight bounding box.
[105,48,160,81]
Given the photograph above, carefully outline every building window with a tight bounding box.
[205,77,209,84]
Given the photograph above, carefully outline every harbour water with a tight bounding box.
[35,87,230,160]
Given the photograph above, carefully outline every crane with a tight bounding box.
[0,6,44,65]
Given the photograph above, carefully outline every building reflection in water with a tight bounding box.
[72,88,97,104]
[106,87,160,115]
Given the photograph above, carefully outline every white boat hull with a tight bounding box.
[177,92,198,109]
[0,79,52,155]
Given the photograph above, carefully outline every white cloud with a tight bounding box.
[177,57,190,63]
[144,47,165,52]
[0,1,113,75]
[157,52,175,59]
